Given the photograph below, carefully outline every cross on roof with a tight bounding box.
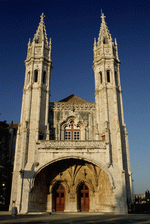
[40,13,45,22]
[101,12,106,22]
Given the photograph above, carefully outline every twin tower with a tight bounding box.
[10,13,132,213]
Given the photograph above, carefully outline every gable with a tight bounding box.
[59,94,88,103]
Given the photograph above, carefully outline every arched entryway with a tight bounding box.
[78,183,89,211]
[54,184,65,211]
[29,157,114,212]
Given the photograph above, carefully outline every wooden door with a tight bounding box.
[55,184,65,211]
[80,184,89,211]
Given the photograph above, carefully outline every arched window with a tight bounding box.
[115,71,118,86]
[107,70,110,83]
[64,121,80,140]
[34,70,38,82]
[103,37,108,44]
[100,71,102,84]
[42,71,46,84]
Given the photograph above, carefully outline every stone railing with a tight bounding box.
[36,140,105,150]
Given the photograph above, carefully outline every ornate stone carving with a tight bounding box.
[50,102,96,111]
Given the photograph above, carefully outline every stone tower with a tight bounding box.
[10,13,52,213]
[10,13,132,214]
[93,12,132,206]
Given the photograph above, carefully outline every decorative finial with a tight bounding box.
[28,38,31,47]
[40,13,45,22]
[49,38,52,48]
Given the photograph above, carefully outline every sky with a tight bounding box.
[0,0,150,194]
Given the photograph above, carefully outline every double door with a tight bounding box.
[55,183,89,212]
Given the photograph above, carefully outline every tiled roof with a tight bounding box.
[59,94,88,103]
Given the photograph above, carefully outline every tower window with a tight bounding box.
[43,71,46,84]
[115,71,118,86]
[100,72,102,84]
[107,70,110,83]
[103,37,108,44]
[34,70,38,82]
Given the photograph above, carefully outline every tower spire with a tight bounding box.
[33,13,48,45]
[98,12,111,44]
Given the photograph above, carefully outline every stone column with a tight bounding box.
[47,193,52,212]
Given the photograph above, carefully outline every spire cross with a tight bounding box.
[101,12,106,22]
[40,13,45,22]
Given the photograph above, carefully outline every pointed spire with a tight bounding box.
[98,11,111,44]
[10,120,13,129]
[33,13,48,46]
[28,38,31,47]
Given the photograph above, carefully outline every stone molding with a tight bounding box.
[37,140,105,149]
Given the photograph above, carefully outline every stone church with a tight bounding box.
[10,13,132,214]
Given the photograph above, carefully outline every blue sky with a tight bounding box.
[0,0,150,194]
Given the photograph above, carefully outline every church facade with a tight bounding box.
[10,13,132,214]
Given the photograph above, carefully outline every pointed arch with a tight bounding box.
[32,156,115,190]
[50,179,70,194]
[76,179,95,194]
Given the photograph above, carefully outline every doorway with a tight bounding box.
[78,184,89,211]
[55,184,65,211]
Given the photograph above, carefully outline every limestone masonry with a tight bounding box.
[10,13,132,213]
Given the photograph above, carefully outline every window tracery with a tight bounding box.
[64,121,80,140]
